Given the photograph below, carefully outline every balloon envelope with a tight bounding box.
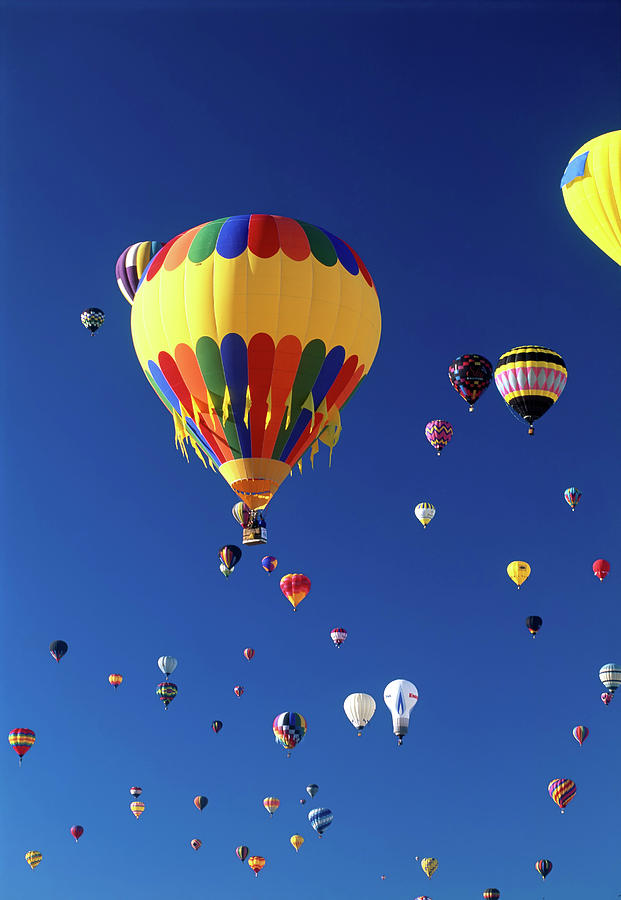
[290,834,304,852]
[263,797,280,816]
[593,559,610,581]
[330,627,347,647]
[273,712,307,750]
[130,787,142,798]
[191,839,202,850]
[421,857,438,878]
[280,573,311,609]
[49,640,68,662]
[8,727,35,764]
[248,856,266,876]
[507,561,530,588]
[548,778,576,811]
[344,693,376,734]
[494,346,567,434]
[25,851,42,870]
[109,673,123,688]
[219,545,242,569]
[236,845,249,862]
[70,825,84,842]
[212,720,223,733]
[425,419,453,455]
[194,795,208,811]
[81,307,104,334]
[599,663,621,693]
[414,501,435,528]
[525,615,542,637]
[306,784,319,798]
[261,555,277,573]
[383,679,418,744]
[156,681,178,708]
[564,486,581,510]
[157,655,178,677]
[448,354,493,410]
[130,801,145,819]
[572,725,588,746]
[535,859,552,880]
[308,807,333,835]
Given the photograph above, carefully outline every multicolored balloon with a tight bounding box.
[525,615,542,638]
[8,728,35,766]
[273,712,307,754]
[599,663,621,693]
[560,131,621,266]
[564,486,581,511]
[290,834,304,852]
[119,215,381,512]
[243,648,255,660]
[109,673,123,689]
[156,681,178,709]
[236,845,249,862]
[507,561,530,589]
[130,786,142,798]
[234,685,244,697]
[425,419,453,456]
[194,796,208,811]
[414,501,435,528]
[494,346,567,435]
[448,354,493,411]
[248,856,266,877]
[232,501,251,527]
[70,825,84,842]
[482,891,500,900]
[308,807,333,836]
[572,725,589,746]
[548,778,576,812]
[116,240,163,303]
[343,693,376,735]
[280,573,311,610]
[263,797,280,816]
[212,720,223,733]
[535,859,552,880]
[593,559,610,582]
[25,851,42,870]
[81,307,105,335]
[261,555,277,573]
[601,691,613,705]
[330,627,347,648]
[219,545,241,570]
[130,801,145,819]
[421,857,438,879]
[49,640,68,662]
[190,839,202,851]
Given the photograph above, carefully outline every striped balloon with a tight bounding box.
[535,859,552,880]
[8,728,35,765]
[248,856,266,876]
[494,345,567,435]
[156,681,178,708]
[263,796,280,816]
[109,673,123,689]
[25,851,43,870]
[415,501,435,528]
[130,801,145,819]
[235,845,249,862]
[599,663,621,693]
[572,725,589,746]
[425,419,453,455]
[548,778,576,812]
[280,573,311,610]
[116,240,162,304]
[308,807,333,836]
[564,486,581,510]
[243,648,255,660]
[273,712,307,753]
[482,891,500,900]
[190,839,202,851]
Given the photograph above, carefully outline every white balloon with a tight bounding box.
[343,693,376,735]
[599,663,621,693]
[158,656,178,677]
[383,679,418,745]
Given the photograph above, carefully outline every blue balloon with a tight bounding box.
[308,807,333,836]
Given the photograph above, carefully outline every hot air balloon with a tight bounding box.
[219,545,241,571]
[414,897,432,900]
[425,419,453,455]
[191,839,202,851]
[494,346,567,435]
[49,640,68,662]
[564,487,581,511]
[236,845,249,862]
[593,559,610,582]
[507,561,530,589]
[234,685,244,697]
[414,502,435,528]
[572,725,589,746]
[70,826,83,842]
[116,240,163,302]
[343,693,376,735]
[243,648,255,660]
[261,555,277,573]
[383,679,418,745]
[81,307,104,335]
[560,131,621,266]
[232,501,251,527]
[535,859,552,880]
[306,784,319,798]
[273,712,307,756]
[130,787,142,798]
[525,615,542,638]
[109,673,123,689]
[599,663,621,693]
[248,856,266,877]
[548,778,576,812]
[263,797,280,816]
[194,796,208,811]
[156,681,178,709]
[448,354,493,411]
[130,801,145,819]
[421,858,438,879]
[280,573,311,610]
[331,627,347,648]
[308,807,333,836]
[290,834,304,852]
[212,720,223,733]
[482,891,500,900]
[601,691,613,705]
[25,851,42,870]
[157,656,178,679]
[299,797,306,804]
[8,728,35,766]
[118,216,381,514]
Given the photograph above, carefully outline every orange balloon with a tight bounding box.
[280,573,311,610]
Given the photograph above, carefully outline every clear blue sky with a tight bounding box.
[2,1,620,897]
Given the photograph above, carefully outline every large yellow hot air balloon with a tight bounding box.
[561,131,621,266]
[119,215,381,510]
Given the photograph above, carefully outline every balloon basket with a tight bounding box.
[242,526,268,545]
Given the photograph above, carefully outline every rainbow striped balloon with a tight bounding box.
[548,778,576,812]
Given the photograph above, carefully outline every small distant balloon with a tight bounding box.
[248,856,266,876]
[280,573,311,610]
[525,615,542,638]
[243,648,255,660]
[263,797,280,816]
[8,728,35,766]
[425,419,453,455]
[306,784,319,798]
[548,778,576,812]
[572,725,589,746]
[344,693,376,736]
[448,353,493,411]
[535,858,552,880]
[507,561,530,589]
[234,685,244,697]
[599,663,621,694]
[130,787,142,798]
[494,345,567,435]
[601,692,613,705]
[130,801,145,819]
[415,502,435,528]
[212,720,223,733]
[236,845,249,862]
[421,857,438,879]
[156,682,178,709]
[219,545,242,570]
[482,891,500,900]
[49,640,68,662]
[330,627,347,648]
[190,839,202,851]
[109,674,123,689]
[220,564,233,578]
[290,834,304,852]
[262,555,277,574]
[593,559,610,582]
[158,656,178,679]
[232,502,251,527]
[308,807,333,836]
[25,851,43,870]
[564,487,581,511]
[81,307,105,335]
[70,825,83,842]
[194,796,208,811]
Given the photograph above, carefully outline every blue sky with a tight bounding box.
[2,0,620,897]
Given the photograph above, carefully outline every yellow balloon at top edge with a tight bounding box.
[561,131,621,266]
[507,560,530,589]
